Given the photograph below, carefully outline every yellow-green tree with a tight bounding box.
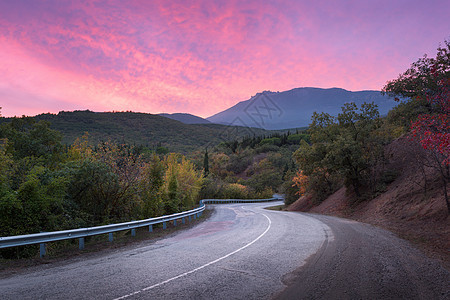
[162,153,203,213]
[139,155,165,217]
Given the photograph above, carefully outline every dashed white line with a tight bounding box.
[113,211,272,300]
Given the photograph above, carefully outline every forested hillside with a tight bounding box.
[292,41,448,208]
[0,111,305,259]
[158,113,211,124]
[1,41,447,263]
[0,110,274,153]
[286,41,449,264]
[0,117,207,258]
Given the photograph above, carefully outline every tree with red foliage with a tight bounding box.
[383,40,449,213]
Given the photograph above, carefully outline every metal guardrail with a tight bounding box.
[0,197,281,257]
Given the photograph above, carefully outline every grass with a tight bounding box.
[264,204,286,211]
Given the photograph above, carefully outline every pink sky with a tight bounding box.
[0,0,449,118]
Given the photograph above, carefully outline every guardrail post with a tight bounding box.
[131,229,136,237]
[182,217,185,224]
[189,215,191,222]
[109,233,113,242]
[173,219,177,226]
[193,214,196,220]
[39,243,46,258]
[163,222,167,229]
[79,238,85,250]
[149,225,153,232]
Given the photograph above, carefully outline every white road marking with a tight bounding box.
[113,209,272,300]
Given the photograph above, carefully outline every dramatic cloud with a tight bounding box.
[0,0,449,117]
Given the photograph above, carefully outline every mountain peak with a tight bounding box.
[207,87,398,130]
[158,113,211,124]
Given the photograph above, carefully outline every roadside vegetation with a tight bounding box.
[0,114,302,259]
[195,130,308,200]
[288,40,449,214]
[0,121,203,258]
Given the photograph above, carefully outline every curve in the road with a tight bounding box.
[2,203,447,300]
[276,213,450,300]
[114,208,272,300]
[1,201,328,300]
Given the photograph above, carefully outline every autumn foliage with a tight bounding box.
[384,40,449,212]
[384,41,449,165]
[292,170,308,197]
[410,77,449,165]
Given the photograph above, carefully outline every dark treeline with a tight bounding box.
[222,130,310,153]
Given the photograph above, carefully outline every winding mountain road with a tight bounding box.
[1,202,448,299]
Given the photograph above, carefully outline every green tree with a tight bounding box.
[0,140,22,237]
[66,159,124,225]
[203,148,209,176]
[0,117,62,161]
[139,155,165,217]
[162,153,181,214]
[177,157,203,209]
[383,41,449,101]
[383,40,449,212]
[294,102,383,201]
[165,172,179,214]
[294,112,340,202]
[332,102,382,197]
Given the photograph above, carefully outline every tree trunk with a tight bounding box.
[443,175,450,214]
[353,180,361,198]
[437,160,450,214]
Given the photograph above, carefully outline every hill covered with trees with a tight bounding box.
[286,41,449,265]
[158,113,211,124]
[1,41,447,264]
[1,110,276,153]
[286,41,449,211]
[0,116,207,258]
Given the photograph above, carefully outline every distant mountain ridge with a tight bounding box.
[158,113,211,124]
[207,87,399,129]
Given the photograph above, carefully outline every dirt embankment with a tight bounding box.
[287,136,450,269]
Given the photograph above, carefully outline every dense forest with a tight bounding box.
[1,41,448,259]
[0,110,278,153]
[0,119,206,257]
[196,130,309,200]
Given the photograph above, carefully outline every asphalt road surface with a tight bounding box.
[1,202,448,299]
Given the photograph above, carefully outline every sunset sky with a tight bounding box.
[0,0,449,118]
